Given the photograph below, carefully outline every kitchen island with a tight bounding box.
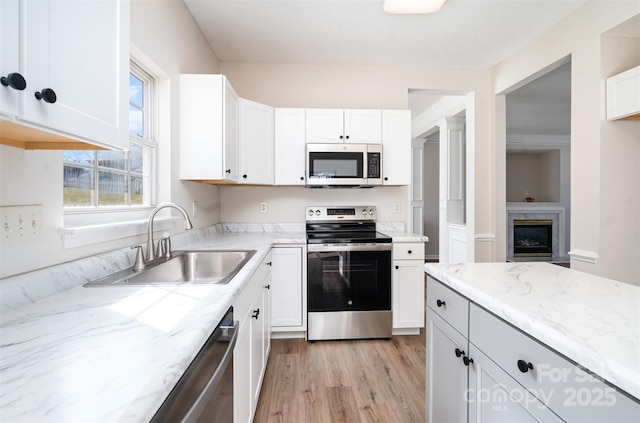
[425,262,640,422]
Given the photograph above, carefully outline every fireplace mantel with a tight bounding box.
[507,203,566,261]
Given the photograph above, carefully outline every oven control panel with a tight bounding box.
[306,206,377,221]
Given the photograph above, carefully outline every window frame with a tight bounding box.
[62,58,160,245]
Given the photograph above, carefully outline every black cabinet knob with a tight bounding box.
[264,284,270,290]
[225,169,231,174]
[345,135,349,140]
[454,348,465,358]
[436,299,446,307]
[35,88,57,103]
[463,356,474,366]
[1,73,26,90]
[517,359,534,373]
[252,308,260,319]
[395,265,399,269]
[242,174,248,179]
[266,261,272,266]
[407,250,412,254]
[300,176,304,181]
[339,135,344,140]
[384,177,388,181]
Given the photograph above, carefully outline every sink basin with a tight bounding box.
[84,250,256,287]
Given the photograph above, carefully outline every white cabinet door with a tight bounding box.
[234,310,252,423]
[427,308,469,423]
[223,79,240,182]
[382,110,412,185]
[305,108,344,143]
[239,98,274,184]
[180,74,239,182]
[271,247,304,328]
[306,108,383,144]
[2,0,129,149]
[606,66,640,120]
[344,109,382,144]
[0,0,21,118]
[468,344,563,423]
[274,108,306,185]
[392,260,425,329]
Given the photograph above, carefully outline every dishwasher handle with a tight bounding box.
[181,320,238,423]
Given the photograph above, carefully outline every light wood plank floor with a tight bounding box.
[254,330,426,423]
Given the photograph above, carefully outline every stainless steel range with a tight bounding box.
[306,206,392,341]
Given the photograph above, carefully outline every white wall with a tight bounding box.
[0,0,221,278]
[492,1,639,283]
[423,141,440,258]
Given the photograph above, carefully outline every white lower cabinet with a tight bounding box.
[234,250,272,423]
[427,276,640,423]
[392,242,425,332]
[270,246,306,334]
[426,308,469,423]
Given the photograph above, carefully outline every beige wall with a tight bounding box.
[492,1,639,283]
[506,151,562,203]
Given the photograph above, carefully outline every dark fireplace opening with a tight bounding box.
[513,220,553,257]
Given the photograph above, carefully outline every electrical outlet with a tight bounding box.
[1,204,43,247]
[394,203,401,213]
[259,201,267,214]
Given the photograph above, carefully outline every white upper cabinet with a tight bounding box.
[606,65,640,121]
[239,98,274,185]
[0,0,20,118]
[274,108,306,185]
[306,108,382,144]
[180,74,239,183]
[0,0,129,150]
[382,109,411,185]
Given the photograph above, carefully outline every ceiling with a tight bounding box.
[184,0,588,69]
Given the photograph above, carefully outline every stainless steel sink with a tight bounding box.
[84,250,256,287]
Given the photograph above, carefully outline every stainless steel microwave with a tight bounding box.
[306,143,382,187]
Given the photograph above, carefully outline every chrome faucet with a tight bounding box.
[144,203,194,263]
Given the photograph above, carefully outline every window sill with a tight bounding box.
[59,216,177,249]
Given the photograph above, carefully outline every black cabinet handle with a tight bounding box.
[266,261,272,266]
[455,348,465,358]
[436,299,446,307]
[517,360,534,373]
[35,88,57,104]
[252,308,260,319]
[242,174,247,179]
[264,284,270,290]
[225,169,231,174]
[463,356,474,366]
[1,73,26,90]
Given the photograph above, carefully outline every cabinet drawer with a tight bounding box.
[392,242,424,260]
[427,276,468,338]
[469,304,640,422]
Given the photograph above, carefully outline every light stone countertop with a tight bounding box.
[0,229,305,422]
[424,262,640,401]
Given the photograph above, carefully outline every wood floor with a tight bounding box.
[253,330,426,423]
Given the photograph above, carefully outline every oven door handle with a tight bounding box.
[307,243,392,252]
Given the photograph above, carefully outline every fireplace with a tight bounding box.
[513,219,553,257]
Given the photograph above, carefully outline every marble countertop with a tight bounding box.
[0,230,305,422]
[424,262,640,401]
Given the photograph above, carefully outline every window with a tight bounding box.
[63,61,156,208]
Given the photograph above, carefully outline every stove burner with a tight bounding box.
[305,206,391,244]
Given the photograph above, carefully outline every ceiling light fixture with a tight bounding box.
[383,0,447,14]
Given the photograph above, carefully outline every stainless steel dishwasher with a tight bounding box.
[152,306,237,423]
